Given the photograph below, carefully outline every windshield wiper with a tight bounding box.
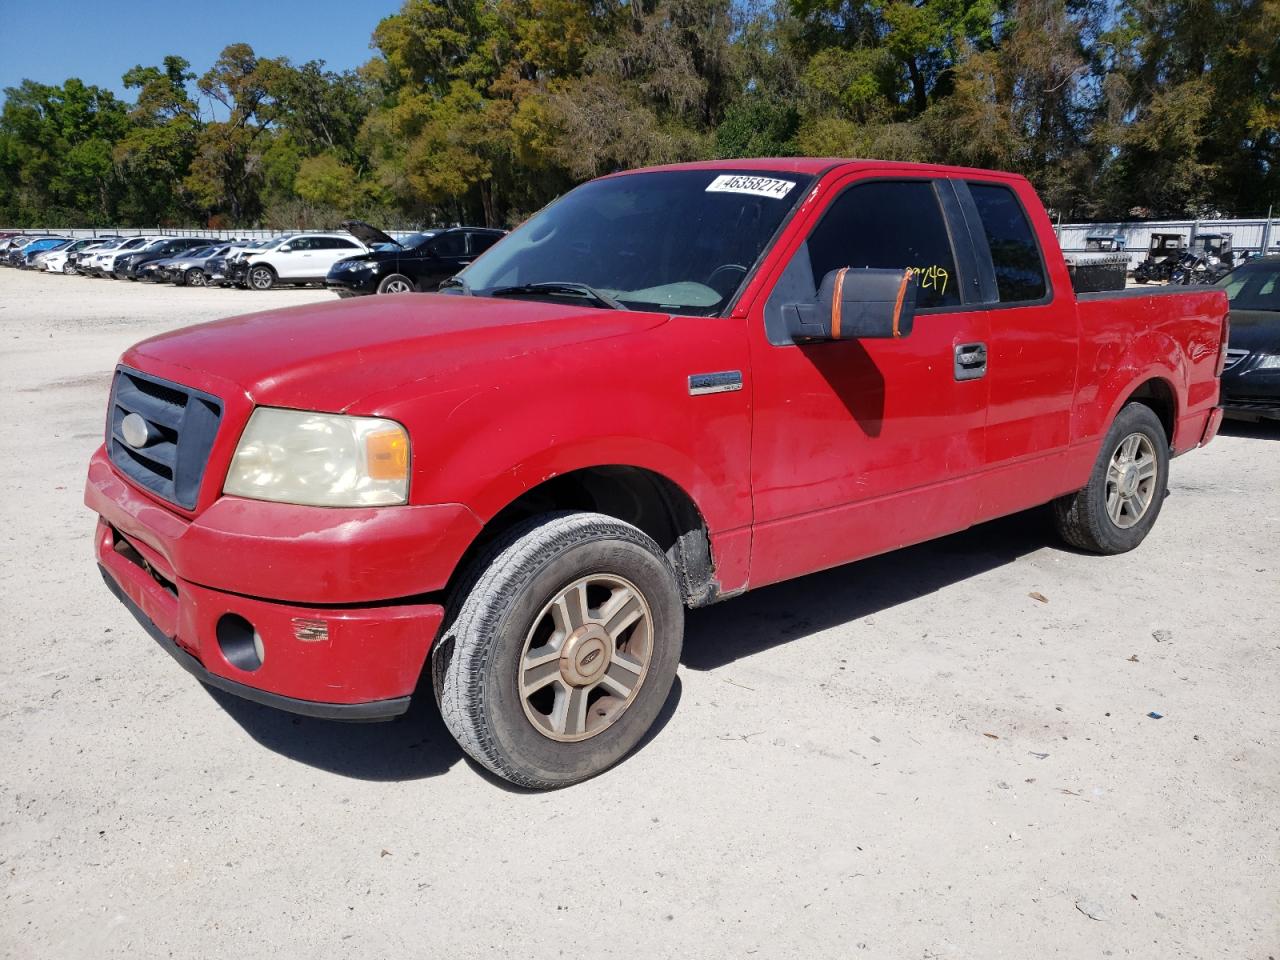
[439,275,472,296]
[489,282,627,311]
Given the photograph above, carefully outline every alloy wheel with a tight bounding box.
[1105,433,1158,528]
[518,574,653,742]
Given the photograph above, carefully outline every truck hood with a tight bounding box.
[126,293,670,412]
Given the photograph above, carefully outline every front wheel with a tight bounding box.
[377,273,415,294]
[1052,402,1169,554]
[248,265,275,290]
[185,268,207,287]
[433,512,684,789]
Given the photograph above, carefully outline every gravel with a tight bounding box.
[2,267,1277,958]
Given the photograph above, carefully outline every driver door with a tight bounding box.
[747,174,991,588]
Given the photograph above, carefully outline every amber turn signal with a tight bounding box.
[365,428,410,481]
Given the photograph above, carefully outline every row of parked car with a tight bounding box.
[0,222,506,295]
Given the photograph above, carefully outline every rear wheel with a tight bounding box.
[433,512,683,789]
[248,265,275,290]
[377,273,414,295]
[1052,402,1169,554]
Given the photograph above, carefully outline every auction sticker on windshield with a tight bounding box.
[705,175,797,199]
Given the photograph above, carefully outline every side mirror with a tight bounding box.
[279,244,293,253]
[786,267,917,342]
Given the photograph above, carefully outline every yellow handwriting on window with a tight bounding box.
[906,265,949,297]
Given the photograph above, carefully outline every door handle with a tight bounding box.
[689,371,743,396]
[954,342,988,381]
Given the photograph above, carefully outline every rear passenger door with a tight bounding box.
[953,179,1078,512]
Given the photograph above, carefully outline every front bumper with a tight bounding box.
[86,446,482,717]
[325,275,376,297]
[1222,362,1280,419]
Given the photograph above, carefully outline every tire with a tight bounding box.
[1052,402,1170,554]
[433,512,684,789]
[185,268,207,287]
[377,273,415,295]
[248,264,275,290]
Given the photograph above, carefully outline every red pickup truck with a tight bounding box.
[87,159,1227,788]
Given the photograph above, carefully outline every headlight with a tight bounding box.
[223,408,410,507]
[1258,354,1280,370]
[338,259,373,272]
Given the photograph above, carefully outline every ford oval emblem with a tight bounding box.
[121,412,151,449]
[580,649,601,667]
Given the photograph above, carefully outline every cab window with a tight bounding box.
[967,183,1048,303]
[805,180,961,309]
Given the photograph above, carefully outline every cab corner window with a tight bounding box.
[805,180,961,310]
[968,183,1048,303]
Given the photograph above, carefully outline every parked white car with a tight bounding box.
[41,238,111,273]
[82,237,160,277]
[241,232,369,289]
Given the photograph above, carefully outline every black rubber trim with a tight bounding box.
[99,565,411,722]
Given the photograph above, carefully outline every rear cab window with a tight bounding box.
[965,182,1049,303]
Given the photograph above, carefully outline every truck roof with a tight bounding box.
[610,157,1028,182]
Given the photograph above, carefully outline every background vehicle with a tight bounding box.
[1084,234,1125,252]
[327,222,505,296]
[84,236,157,277]
[223,237,285,287]
[160,245,232,285]
[86,159,1227,789]
[114,237,208,280]
[1217,255,1280,420]
[24,239,74,269]
[240,232,368,289]
[1133,232,1186,283]
[43,237,114,274]
[6,236,69,267]
[1173,233,1236,284]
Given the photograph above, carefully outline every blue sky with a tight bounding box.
[0,1,401,111]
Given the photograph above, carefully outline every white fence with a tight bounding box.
[1057,217,1278,270]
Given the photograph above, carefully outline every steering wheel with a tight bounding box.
[704,263,748,295]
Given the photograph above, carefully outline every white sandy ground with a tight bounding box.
[0,267,1277,959]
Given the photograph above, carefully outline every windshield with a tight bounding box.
[1219,262,1280,312]
[403,231,439,249]
[460,169,813,315]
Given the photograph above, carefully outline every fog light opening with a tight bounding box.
[216,613,264,671]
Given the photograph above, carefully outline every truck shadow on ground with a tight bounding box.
[208,506,1056,783]
[205,670,683,789]
[682,508,1053,671]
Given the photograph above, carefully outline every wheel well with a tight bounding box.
[452,467,719,607]
[1125,378,1176,444]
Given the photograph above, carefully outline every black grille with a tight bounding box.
[107,366,223,510]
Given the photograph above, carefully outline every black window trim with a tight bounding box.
[954,178,1055,310]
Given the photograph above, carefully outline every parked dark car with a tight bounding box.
[326,221,505,296]
[1218,255,1280,420]
[156,245,232,285]
[114,237,209,280]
